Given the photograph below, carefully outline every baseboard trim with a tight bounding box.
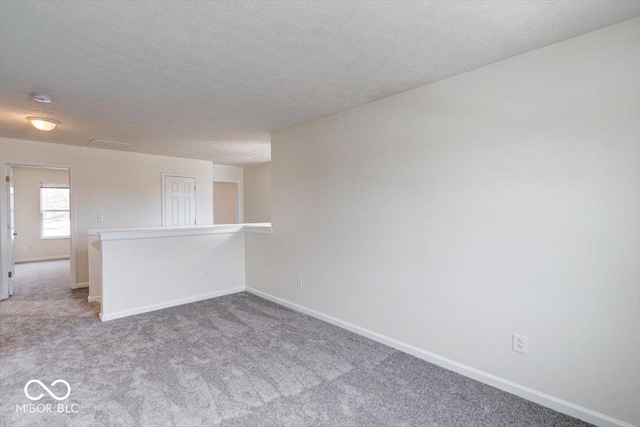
[15,255,70,264]
[99,287,245,322]
[245,287,634,427]
[71,282,89,289]
[88,295,101,303]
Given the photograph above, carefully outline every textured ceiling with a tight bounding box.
[1,1,639,165]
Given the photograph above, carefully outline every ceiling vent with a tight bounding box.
[88,139,131,150]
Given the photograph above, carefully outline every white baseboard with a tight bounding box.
[245,287,634,427]
[71,282,89,289]
[88,295,101,303]
[15,255,70,264]
[99,287,245,322]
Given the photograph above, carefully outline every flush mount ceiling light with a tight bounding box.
[31,92,52,103]
[27,117,59,131]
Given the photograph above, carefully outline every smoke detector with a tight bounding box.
[31,92,52,103]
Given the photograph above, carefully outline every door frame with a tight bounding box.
[212,179,243,224]
[6,165,14,296]
[0,160,76,300]
[161,173,198,226]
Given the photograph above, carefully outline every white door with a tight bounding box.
[6,167,15,295]
[163,175,196,226]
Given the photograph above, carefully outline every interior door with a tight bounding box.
[7,166,15,295]
[163,175,196,226]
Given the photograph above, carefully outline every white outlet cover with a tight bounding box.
[512,333,528,354]
[297,277,303,289]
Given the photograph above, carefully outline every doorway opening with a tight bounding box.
[213,181,240,224]
[1,163,75,301]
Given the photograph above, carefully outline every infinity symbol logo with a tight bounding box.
[24,379,71,401]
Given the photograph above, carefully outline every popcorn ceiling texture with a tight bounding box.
[0,1,638,165]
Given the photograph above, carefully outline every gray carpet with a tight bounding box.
[0,260,591,426]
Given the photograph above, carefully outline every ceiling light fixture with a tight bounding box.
[31,92,52,103]
[27,117,59,131]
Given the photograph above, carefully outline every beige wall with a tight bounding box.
[0,138,224,286]
[212,163,243,183]
[13,167,70,262]
[246,18,640,426]
[243,162,271,223]
[213,181,239,224]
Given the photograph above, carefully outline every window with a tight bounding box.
[41,185,70,238]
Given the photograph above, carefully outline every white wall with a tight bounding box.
[100,230,245,320]
[0,138,236,287]
[243,162,271,223]
[246,18,640,426]
[12,167,70,262]
[212,163,243,183]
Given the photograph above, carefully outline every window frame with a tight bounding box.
[40,184,70,240]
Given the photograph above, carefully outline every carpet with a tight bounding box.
[0,260,591,426]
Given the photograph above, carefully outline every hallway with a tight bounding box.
[3,260,97,316]
[0,260,99,356]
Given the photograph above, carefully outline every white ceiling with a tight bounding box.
[1,1,638,165]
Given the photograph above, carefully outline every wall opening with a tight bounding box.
[6,165,72,300]
[213,181,239,224]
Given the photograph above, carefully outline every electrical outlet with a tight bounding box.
[297,277,303,289]
[204,271,209,279]
[97,214,104,222]
[512,333,527,354]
